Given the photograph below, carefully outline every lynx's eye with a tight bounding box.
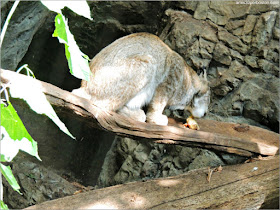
[189,89,210,118]
[194,91,203,98]
[196,92,202,97]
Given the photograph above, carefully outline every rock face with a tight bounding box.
[1,1,279,208]
[97,136,246,188]
[2,155,78,209]
[160,7,279,131]
[1,1,50,71]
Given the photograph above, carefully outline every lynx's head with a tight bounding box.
[188,69,210,118]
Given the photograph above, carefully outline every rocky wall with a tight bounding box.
[160,4,279,131]
[97,136,246,188]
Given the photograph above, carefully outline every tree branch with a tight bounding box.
[1,69,279,157]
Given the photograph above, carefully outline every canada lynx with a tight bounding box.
[72,33,210,125]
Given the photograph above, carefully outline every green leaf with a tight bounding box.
[41,1,92,20]
[53,13,91,81]
[0,200,9,210]
[0,163,22,195]
[0,102,32,142]
[1,102,41,161]
[53,14,67,44]
[7,76,75,140]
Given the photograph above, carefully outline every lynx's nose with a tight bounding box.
[190,105,208,118]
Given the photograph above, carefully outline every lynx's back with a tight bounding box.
[90,33,171,73]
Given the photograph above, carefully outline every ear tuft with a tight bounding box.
[203,69,207,81]
[198,67,207,80]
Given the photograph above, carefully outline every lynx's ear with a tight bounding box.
[198,81,209,95]
[198,68,209,95]
[199,68,208,81]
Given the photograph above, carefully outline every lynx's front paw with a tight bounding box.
[146,113,168,125]
[117,106,146,123]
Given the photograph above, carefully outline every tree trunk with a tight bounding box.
[25,156,279,209]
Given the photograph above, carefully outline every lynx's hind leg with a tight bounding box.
[89,54,157,112]
[72,87,91,100]
[117,106,146,122]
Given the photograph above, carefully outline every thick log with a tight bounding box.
[25,156,279,209]
[1,69,279,157]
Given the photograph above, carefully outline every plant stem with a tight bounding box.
[0,0,20,47]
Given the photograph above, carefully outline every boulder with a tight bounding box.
[210,74,279,131]
[242,15,258,35]
[218,29,248,54]
[2,155,78,209]
[239,75,279,131]
[244,55,259,68]
[229,49,244,62]
[161,9,218,70]
[188,150,225,171]
[257,59,279,76]
[252,11,277,49]
[194,1,209,20]
[213,42,232,65]
[175,1,198,11]
[1,1,50,70]
[207,1,232,25]
[225,20,245,32]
